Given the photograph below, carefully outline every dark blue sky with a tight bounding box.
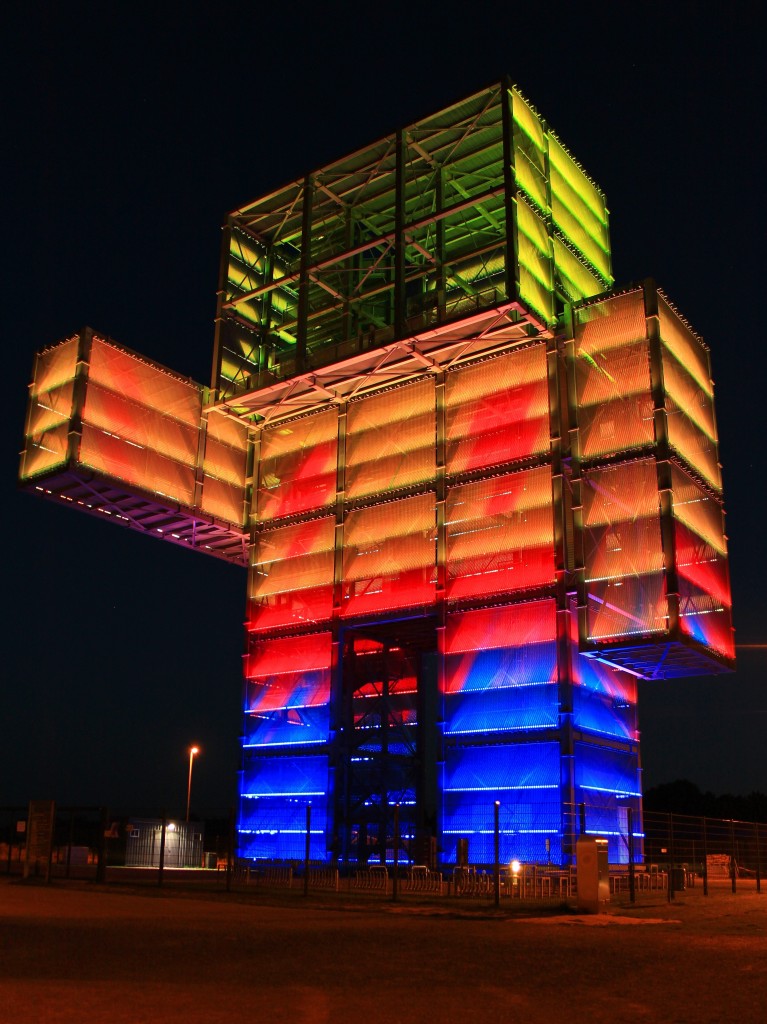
[3,3,765,816]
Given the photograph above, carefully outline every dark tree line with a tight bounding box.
[644,779,767,822]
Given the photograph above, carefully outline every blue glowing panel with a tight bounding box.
[239,794,328,861]
[444,741,559,791]
[244,706,330,748]
[572,689,634,740]
[444,684,559,735]
[445,643,557,692]
[573,742,639,797]
[442,791,562,864]
[242,754,329,797]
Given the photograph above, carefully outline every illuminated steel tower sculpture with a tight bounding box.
[19,80,734,867]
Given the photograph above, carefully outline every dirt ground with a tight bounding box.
[1,876,766,1023]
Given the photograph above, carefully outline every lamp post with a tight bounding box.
[186,746,199,822]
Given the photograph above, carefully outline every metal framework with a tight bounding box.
[19,82,733,870]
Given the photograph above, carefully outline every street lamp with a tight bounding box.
[186,746,199,822]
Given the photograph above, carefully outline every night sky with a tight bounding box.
[3,4,765,818]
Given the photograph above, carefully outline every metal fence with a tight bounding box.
[2,803,764,906]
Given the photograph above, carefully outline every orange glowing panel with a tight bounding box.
[31,336,79,395]
[446,467,555,598]
[249,517,335,627]
[82,383,199,466]
[79,424,196,504]
[342,493,436,616]
[89,338,201,426]
[258,409,338,520]
[346,378,435,498]
[446,345,549,473]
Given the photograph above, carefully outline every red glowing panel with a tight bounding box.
[446,346,549,473]
[674,521,731,607]
[247,633,332,676]
[447,545,555,599]
[446,600,557,653]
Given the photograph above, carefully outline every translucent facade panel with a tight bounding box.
[575,339,654,459]
[442,792,562,865]
[444,741,559,791]
[582,459,661,528]
[342,493,436,616]
[446,467,555,599]
[206,410,250,449]
[246,631,333,677]
[574,290,646,355]
[82,383,199,466]
[678,577,735,658]
[89,338,201,426]
[586,573,668,640]
[554,238,605,304]
[665,396,722,492]
[199,475,245,525]
[548,135,609,262]
[30,336,79,395]
[346,378,435,498]
[516,199,555,323]
[573,651,637,703]
[258,409,338,521]
[582,461,667,640]
[25,379,76,436]
[248,517,335,630]
[658,296,712,396]
[20,421,70,478]
[244,705,330,748]
[574,742,640,797]
[242,754,329,797]
[203,434,247,487]
[445,600,557,694]
[446,344,550,474]
[239,793,328,861]
[445,599,557,653]
[572,688,635,741]
[79,424,196,504]
[670,465,727,555]
[444,683,559,735]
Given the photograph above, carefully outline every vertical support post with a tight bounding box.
[392,803,400,903]
[226,807,234,893]
[66,808,75,880]
[494,801,501,908]
[579,803,587,835]
[500,77,520,305]
[668,812,675,902]
[304,803,311,898]
[296,174,314,374]
[755,822,762,895]
[627,807,635,905]
[702,816,709,897]
[96,806,108,884]
[730,819,737,894]
[394,128,406,340]
[158,813,167,887]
